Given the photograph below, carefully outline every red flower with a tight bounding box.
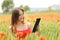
[40,36,46,40]
[57,19,60,22]
[0,32,6,37]
[0,32,6,40]
[15,32,23,38]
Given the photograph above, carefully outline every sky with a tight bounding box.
[0,0,60,12]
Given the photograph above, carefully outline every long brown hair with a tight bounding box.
[11,8,24,34]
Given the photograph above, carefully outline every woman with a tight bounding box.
[10,8,32,40]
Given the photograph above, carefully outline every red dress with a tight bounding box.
[15,24,31,38]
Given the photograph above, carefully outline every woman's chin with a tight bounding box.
[21,21,24,23]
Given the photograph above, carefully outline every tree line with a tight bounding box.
[1,0,30,13]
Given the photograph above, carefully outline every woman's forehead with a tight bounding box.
[19,10,24,14]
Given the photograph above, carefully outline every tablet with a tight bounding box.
[32,18,41,33]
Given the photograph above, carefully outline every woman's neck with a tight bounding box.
[17,21,24,26]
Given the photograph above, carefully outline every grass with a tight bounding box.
[0,11,60,40]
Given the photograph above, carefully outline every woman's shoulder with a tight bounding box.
[25,22,32,29]
[25,22,31,26]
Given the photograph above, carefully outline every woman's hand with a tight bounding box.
[36,24,40,31]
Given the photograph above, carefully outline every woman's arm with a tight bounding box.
[9,25,16,35]
[27,22,32,32]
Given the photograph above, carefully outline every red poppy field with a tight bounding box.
[0,12,60,40]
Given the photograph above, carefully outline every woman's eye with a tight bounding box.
[19,13,24,16]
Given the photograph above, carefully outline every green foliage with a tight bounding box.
[0,25,17,40]
[23,5,30,11]
[0,13,60,40]
[1,0,14,12]
[19,5,30,12]
[25,33,39,40]
[20,5,23,9]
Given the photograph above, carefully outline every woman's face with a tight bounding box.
[18,10,24,22]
